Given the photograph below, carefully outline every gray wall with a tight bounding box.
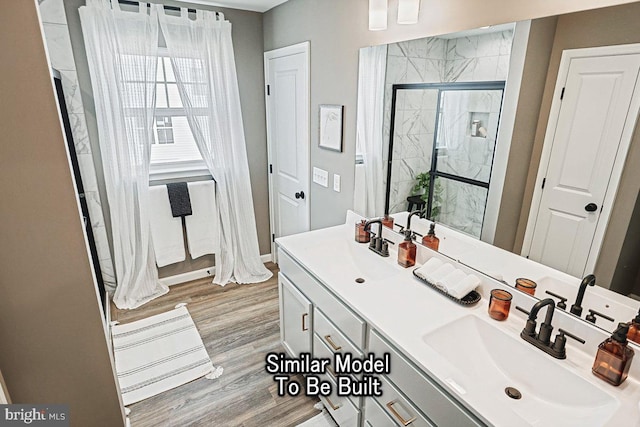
[493,17,558,250]
[64,0,271,281]
[0,1,123,425]
[263,0,640,231]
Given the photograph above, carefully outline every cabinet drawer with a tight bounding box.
[369,330,484,427]
[314,308,363,361]
[320,373,360,427]
[313,333,361,409]
[278,249,365,349]
[375,375,435,427]
[363,397,395,427]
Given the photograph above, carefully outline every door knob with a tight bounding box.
[585,203,598,212]
[295,191,305,200]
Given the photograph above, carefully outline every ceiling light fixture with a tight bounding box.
[369,0,388,31]
[397,0,420,25]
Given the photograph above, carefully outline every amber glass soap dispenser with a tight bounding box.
[592,322,634,386]
[627,309,640,345]
[421,223,440,251]
[398,230,416,268]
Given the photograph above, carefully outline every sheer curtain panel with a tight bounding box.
[158,7,272,285]
[80,0,167,309]
[356,45,387,217]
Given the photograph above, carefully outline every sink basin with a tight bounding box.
[301,237,403,282]
[421,315,619,426]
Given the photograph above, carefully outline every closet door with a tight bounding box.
[279,273,312,357]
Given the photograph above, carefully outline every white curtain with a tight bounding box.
[80,0,167,309]
[356,45,388,217]
[157,8,272,285]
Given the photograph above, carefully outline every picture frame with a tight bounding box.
[318,104,344,152]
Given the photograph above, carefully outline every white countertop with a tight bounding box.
[276,212,640,427]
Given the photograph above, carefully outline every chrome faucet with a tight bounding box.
[570,274,596,317]
[518,298,585,359]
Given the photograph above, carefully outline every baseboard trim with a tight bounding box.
[160,267,214,287]
[160,254,272,287]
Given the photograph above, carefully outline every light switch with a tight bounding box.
[333,174,341,192]
[313,167,328,188]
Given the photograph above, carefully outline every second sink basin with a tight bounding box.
[421,315,619,426]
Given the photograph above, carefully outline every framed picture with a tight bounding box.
[318,104,344,152]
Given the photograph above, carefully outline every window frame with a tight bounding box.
[148,51,208,180]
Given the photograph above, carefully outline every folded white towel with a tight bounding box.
[446,273,481,299]
[430,263,455,283]
[149,185,186,267]
[185,181,220,259]
[435,269,468,295]
[414,257,444,283]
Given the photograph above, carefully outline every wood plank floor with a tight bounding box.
[111,263,321,427]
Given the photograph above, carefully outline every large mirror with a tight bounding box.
[354,3,640,335]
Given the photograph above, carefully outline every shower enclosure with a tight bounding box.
[385,81,505,238]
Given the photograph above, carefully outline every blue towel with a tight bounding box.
[166,182,192,217]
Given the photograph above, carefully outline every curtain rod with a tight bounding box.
[118,0,220,16]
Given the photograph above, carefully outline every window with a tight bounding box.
[149,53,207,179]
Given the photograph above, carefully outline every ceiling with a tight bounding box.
[176,0,289,12]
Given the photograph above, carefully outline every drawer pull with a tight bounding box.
[327,365,336,379]
[386,400,416,426]
[301,313,308,331]
[324,335,342,351]
[325,396,342,411]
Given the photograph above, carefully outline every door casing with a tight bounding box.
[522,43,640,277]
[264,42,311,262]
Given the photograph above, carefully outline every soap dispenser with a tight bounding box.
[627,308,640,345]
[398,230,416,268]
[382,214,395,229]
[421,223,440,251]
[592,322,634,386]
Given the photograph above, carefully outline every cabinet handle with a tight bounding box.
[386,400,416,426]
[324,335,342,351]
[301,313,308,331]
[325,396,342,411]
[326,365,336,379]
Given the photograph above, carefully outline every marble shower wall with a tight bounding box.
[39,0,116,290]
[435,89,503,237]
[384,29,513,237]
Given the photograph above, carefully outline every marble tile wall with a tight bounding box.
[384,30,513,238]
[39,0,116,290]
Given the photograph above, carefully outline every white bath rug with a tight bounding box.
[112,306,221,405]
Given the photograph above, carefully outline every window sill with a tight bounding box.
[149,161,211,182]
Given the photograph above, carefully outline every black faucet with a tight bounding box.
[363,218,391,257]
[518,298,585,359]
[406,209,424,232]
[570,274,596,317]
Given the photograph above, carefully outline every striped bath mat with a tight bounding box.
[112,305,223,405]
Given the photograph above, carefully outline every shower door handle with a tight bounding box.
[585,203,598,212]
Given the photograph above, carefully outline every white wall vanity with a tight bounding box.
[276,211,640,426]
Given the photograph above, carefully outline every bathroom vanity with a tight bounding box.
[276,211,640,427]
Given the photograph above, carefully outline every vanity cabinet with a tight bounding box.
[277,248,485,427]
[368,330,484,427]
[278,273,312,357]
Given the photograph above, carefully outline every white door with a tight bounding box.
[524,46,640,277]
[265,43,310,258]
[278,273,312,357]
